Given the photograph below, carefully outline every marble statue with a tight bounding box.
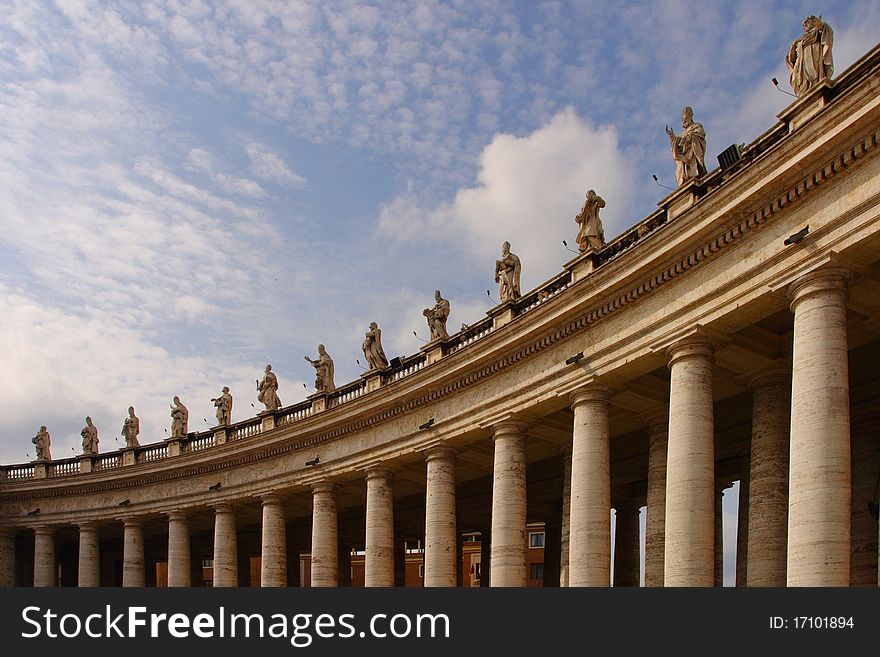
[495,241,522,302]
[362,322,389,370]
[122,406,140,448]
[32,425,51,461]
[666,106,707,187]
[257,364,282,411]
[787,16,834,98]
[170,396,189,438]
[305,345,336,393]
[81,417,99,455]
[423,290,451,341]
[575,189,606,252]
[212,387,233,426]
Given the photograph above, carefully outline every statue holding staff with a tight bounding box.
[305,345,336,393]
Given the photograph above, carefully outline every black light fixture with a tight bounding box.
[208,482,222,491]
[305,456,320,467]
[784,226,809,245]
[118,499,131,507]
[652,174,675,191]
[389,356,403,369]
[565,352,585,365]
[562,240,578,254]
[419,418,435,430]
[27,508,40,517]
[771,77,797,98]
[717,144,742,171]
[486,289,498,304]
[412,331,428,343]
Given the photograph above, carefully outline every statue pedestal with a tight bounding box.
[488,301,516,330]
[212,426,229,445]
[420,339,446,365]
[778,80,834,133]
[121,448,137,466]
[164,438,183,457]
[33,461,48,479]
[259,411,277,432]
[79,455,94,473]
[308,393,328,414]
[363,371,383,393]
[564,250,599,283]
[658,177,703,221]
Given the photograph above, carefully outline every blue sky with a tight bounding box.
[1,1,878,582]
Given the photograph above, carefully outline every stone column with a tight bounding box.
[559,449,571,587]
[714,479,727,587]
[424,445,457,587]
[787,269,851,586]
[850,408,880,586]
[261,494,287,587]
[478,529,490,587]
[33,526,55,587]
[167,511,191,588]
[644,412,668,587]
[664,335,715,587]
[365,467,395,587]
[490,421,528,587]
[77,523,100,587]
[736,458,749,587]
[569,384,612,587]
[613,502,641,587]
[746,370,790,587]
[122,519,145,587]
[212,504,238,587]
[0,528,15,587]
[310,482,338,587]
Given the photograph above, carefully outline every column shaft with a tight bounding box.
[490,422,527,587]
[644,418,668,587]
[850,409,879,586]
[569,385,611,587]
[213,505,238,587]
[664,337,715,586]
[0,529,15,587]
[33,527,55,587]
[261,496,287,587]
[787,270,851,586]
[122,520,144,587]
[167,512,191,588]
[77,524,100,587]
[559,450,571,587]
[746,373,790,586]
[736,461,749,586]
[311,483,338,587]
[424,446,457,587]
[365,468,395,587]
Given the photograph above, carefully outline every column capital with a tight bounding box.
[787,266,850,310]
[738,361,791,390]
[120,516,145,528]
[164,509,190,521]
[311,481,338,496]
[569,383,611,409]
[423,444,456,462]
[260,492,286,507]
[77,521,100,532]
[641,406,669,436]
[212,503,237,515]
[31,525,54,535]
[489,419,529,440]
[364,465,393,482]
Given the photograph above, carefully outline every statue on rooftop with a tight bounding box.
[170,396,189,438]
[362,322,389,371]
[257,364,282,411]
[212,387,233,426]
[495,241,522,303]
[122,406,140,449]
[787,15,834,98]
[32,425,51,461]
[81,416,99,455]
[666,106,707,187]
[423,290,451,341]
[575,189,606,252]
[305,345,336,393]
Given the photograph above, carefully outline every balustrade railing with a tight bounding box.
[47,458,80,478]
[187,433,214,452]
[139,444,167,463]
[93,453,121,471]
[5,463,35,480]
[445,317,494,355]
[517,271,572,316]
[387,353,427,383]
[328,379,367,408]
[229,418,263,441]
[278,400,313,427]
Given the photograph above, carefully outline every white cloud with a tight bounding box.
[378,107,637,289]
[245,142,307,187]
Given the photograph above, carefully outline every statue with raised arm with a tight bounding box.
[787,15,834,98]
[81,417,99,455]
[305,344,336,393]
[32,425,51,461]
[257,364,282,411]
[121,406,140,449]
[362,322,389,370]
[170,396,189,438]
[495,241,521,303]
[575,189,606,252]
[423,290,451,341]
[212,387,233,426]
[666,106,707,187]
